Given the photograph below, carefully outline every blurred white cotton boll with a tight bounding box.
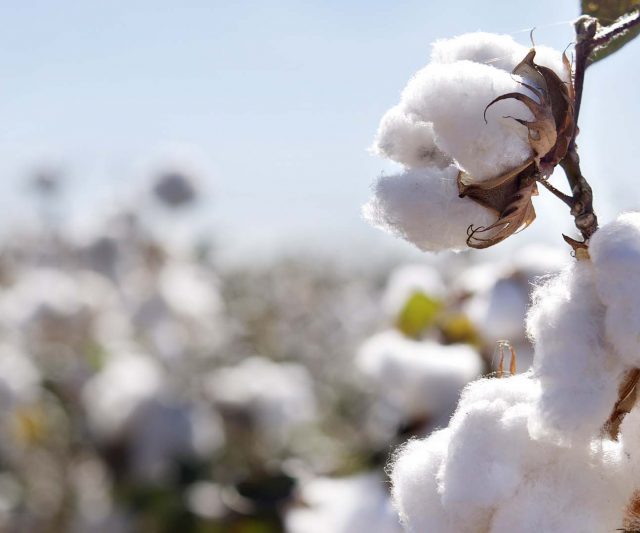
[206,357,316,443]
[356,331,482,424]
[382,264,445,318]
[464,277,529,343]
[526,262,627,442]
[285,472,402,533]
[0,344,41,402]
[590,212,640,366]
[82,352,164,440]
[401,61,534,181]
[371,105,451,169]
[362,165,497,252]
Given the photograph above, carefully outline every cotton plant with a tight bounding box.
[364,8,640,532]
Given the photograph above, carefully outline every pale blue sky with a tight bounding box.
[0,1,636,258]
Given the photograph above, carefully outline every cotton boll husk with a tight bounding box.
[356,331,483,423]
[362,165,497,252]
[590,212,640,367]
[371,105,451,169]
[285,472,402,533]
[382,263,445,319]
[390,430,461,533]
[526,262,627,442]
[401,61,534,181]
[430,32,528,72]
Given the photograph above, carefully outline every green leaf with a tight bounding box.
[581,0,640,62]
[395,291,442,338]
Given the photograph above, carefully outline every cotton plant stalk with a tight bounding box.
[364,11,640,533]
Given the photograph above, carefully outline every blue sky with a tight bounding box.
[0,1,637,258]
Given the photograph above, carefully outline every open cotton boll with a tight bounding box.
[285,472,402,533]
[206,356,316,444]
[590,212,640,366]
[382,263,445,318]
[489,442,632,533]
[362,165,497,252]
[371,105,451,169]
[431,32,570,83]
[464,277,529,344]
[526,262,627,442]
[82,352,165,440]
[401,60,534,182]
[430,32,528,72]
[438,375,541,516]
[390,429,457,533]
[356,331,483,423]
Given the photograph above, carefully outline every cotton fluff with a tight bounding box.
[590,212,640,366]
[390,373,634,533]
[526,262,627,442]
[401,60,534,182]
[356,331,483,424]
[371,105,451,169]
[362,165,497,252]
[430,32,569,83]
[285,472,402,533]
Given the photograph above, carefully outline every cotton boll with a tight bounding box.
[431,32,528,72]
[464,277,529,344]
[382,264,445,319]
[363,165,497,252]
[590,212,640,367]
[439,374,541,515]
[401,61,534,181]
[371,105,451,169]
[390,429,474,533]
[82,352,164,440]
[526,263,627,442]
[489,445,632,533]
[285,472,402,533]
[431,33,569,83]
[206,357,316,445]
[356,331,483,424]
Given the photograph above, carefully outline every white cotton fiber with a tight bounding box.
[356,331,483,422]
[526,262,627,442]
[431,32,569,83]
[431,32,528,72]
[590,212,640,367]
[401,61,534,181]
[390,429,459,533]
[362,165,497,252]
[439,375,540,513]
[371,105,451,169]
[285,472,402,533]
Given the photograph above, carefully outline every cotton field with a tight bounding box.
[0,160,575,532]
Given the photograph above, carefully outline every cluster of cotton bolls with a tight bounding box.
[363,32,569,251]
[361,30,640,533]
[390,216,640,531]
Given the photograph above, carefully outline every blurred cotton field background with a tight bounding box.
[0,164,571,532]
[0,2,638,533]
